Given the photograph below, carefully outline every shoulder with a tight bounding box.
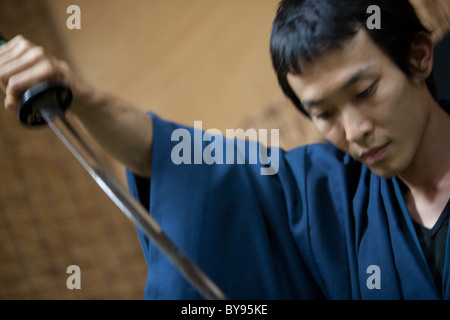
[285,143,360,176]
[282,143,368,214]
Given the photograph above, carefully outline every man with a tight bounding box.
[1,0,449,299]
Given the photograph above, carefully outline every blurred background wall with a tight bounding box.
[0,0,448,299]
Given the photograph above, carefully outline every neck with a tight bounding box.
[398,98,450,227]
[399,100,450,191]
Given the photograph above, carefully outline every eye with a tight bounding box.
[356,81,377,100]
[315,110,335,120]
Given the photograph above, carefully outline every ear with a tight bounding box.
[408,31,434,81]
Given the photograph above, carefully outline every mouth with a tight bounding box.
[359,142,390,166]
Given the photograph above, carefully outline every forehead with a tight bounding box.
[287,30,390,101]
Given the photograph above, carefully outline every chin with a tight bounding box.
[372,169,397,179]
[368,162,405,179]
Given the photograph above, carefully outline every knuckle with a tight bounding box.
[0,71,9,85]
[17,37,31,51]
[0,66,12,88]
[14,34,25,42]
[6,75,21,95]
[10,34,25,47]
[40,59,57,77]
[30,46,45,61]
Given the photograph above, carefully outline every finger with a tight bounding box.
[5,58,60,108]
[0,46,46,89]
[0,36,33,90]
[0,35,31,64]
[4,94,19,111]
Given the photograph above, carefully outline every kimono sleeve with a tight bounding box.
[126,113,324,300]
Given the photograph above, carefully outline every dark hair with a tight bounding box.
[270,0,435,117]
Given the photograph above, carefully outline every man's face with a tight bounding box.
[287,30,430,178]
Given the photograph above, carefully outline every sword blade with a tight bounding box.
[39,105,227,300]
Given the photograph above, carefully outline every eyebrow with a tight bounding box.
[301,66,374,110]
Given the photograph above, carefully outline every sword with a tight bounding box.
[1,35,227,300]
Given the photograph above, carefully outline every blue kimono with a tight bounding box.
[126,114,450,300]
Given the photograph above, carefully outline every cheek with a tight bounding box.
[373,74,412,123]
[314,121,349,151]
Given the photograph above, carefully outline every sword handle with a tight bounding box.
[0,32,6,46]
[19,81,73,126]
[0,33,73,126]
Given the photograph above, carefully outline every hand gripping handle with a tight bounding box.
[0,33,73,126]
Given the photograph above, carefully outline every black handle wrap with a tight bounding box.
[19,81,73,125]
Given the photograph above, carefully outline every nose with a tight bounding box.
[341,106,374,144]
